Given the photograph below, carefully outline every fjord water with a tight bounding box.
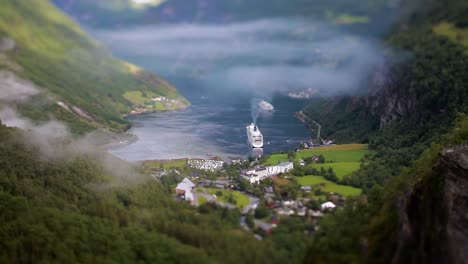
[109,78,313,160]
[97,19,378,160]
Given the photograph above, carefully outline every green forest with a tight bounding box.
[0,122,298,263]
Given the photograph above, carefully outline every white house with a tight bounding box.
[320,201,336,211]
[241,166,269,184]
[243,162,295,184]
[176,178,196,203]
[267,161,294,175]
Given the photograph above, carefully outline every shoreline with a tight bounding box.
[102,102,192,151]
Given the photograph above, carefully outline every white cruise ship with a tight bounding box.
[259,100,274,111]
[246,123,264,148]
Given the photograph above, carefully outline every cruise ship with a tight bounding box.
[246,123,264,148]
[259,100,274,111]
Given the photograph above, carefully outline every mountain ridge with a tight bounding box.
[0,0,189,134]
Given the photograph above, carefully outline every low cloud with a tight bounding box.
[0,107,140,181]
[95,18,384,97]
[0,71,41,102]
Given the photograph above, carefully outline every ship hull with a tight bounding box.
[246,123,264,148]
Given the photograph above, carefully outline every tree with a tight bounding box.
[318,154,326,163]
[254,206,271,219]
[246,213,255,229]
[287,151,296,161]
[320,167,326,176]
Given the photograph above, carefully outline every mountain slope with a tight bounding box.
[0,122,287,263]
[0,0,188,133]
[300,0,468,190]
[302,0,468,140]
[304,113,468,264]
[300,0,468,262]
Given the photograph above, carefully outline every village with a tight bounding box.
[142,144,368,237]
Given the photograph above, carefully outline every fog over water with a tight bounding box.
[96,19,383,160]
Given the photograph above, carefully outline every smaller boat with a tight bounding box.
[259,100,274,111]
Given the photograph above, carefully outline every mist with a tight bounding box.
[95,18,384,98]
[0,71,41,102]
[0,105,141,182]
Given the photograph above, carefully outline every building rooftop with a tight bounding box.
[277,161,294,167]
[182,177,195,188]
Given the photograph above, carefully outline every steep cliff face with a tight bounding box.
[392,146,468,264]
[364,59,419,128]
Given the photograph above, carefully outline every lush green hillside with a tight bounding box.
[300,0,468,261]
[0,0,188,133]
[0,122,289,263]
[301,0,468,189]
[305,113,468,263]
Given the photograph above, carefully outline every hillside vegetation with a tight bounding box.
[0,0,188,133]
[305,113,468,263]
[299,0,468,261]
[0,122,289,263]
[301,0,468,190]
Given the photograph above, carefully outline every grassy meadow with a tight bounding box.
[311,162,362,179]
[296,175,361,196]
[198,188,250,209]
[265,144,368,197]
[265,144,369,165]
[143,159,188,170]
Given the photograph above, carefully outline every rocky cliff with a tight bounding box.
[392,146,468,264]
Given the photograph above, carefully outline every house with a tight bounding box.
[241,166,269,184]
[276,207,295,216]
[297,207,307,216]
[271,214,280,225]
[282,200,295,207]
[264,186,274,193]
[309,209,324,217]
[299,159,305,166]
[301,186,312,192]
[320,201,336,211]
[243,162,294,185]
[256,221,275,234]
[175,178,196,203]
[266,161,294,176]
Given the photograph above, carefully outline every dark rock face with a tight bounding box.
[392,147,468,264]
[365,58,418,128]
[440,147,468,264]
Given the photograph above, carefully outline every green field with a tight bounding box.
[265,144,369,165]
[296,175,361,196]
[143,159,188,170]
[311,162,361,179]
[197,188,249,209]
